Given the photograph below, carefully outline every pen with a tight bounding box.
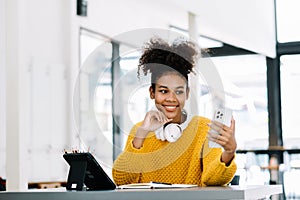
[150,181,172,185]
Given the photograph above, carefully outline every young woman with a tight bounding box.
[112,37,237,186]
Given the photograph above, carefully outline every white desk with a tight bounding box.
[0,185,282,200]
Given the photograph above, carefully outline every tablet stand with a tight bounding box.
[66,159,88,191]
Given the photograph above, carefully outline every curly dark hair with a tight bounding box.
[137,37,200,87]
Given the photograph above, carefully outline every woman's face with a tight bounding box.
[150,72,189,124]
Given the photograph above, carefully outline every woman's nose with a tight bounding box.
[166,91,177,102]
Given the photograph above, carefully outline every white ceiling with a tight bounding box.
[166,0,277,58]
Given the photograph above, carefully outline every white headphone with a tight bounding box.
[155,110,190,142]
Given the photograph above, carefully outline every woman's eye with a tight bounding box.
[159,90,168,94]
[159,90,184,95]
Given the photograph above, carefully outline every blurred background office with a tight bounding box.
[1,0,300,199]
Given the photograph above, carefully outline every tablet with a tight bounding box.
[63,152,116,191]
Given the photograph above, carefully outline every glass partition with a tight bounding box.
[78,29,113,173]
[280,54,300,148]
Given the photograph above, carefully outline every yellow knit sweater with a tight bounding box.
[112,116,237,186]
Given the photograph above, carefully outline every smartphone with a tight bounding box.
[209,107,232,148]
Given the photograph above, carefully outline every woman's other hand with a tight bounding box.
[140,109,172,132]
[133,108,172,149]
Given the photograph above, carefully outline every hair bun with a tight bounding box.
[138,37,199,81]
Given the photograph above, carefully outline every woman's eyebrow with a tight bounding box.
[158,85,168,89]
[158,85,185,89]
[175,86,185,89]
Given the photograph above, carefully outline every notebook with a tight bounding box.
[118,182,198,189]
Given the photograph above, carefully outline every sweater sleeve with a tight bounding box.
[200,139,237,186]
[112,123,156,186]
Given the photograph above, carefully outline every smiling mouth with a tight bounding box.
[163,105,178,112]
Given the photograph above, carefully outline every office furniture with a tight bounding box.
[0,185,282,200]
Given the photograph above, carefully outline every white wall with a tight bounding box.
[23,0,71,182]
[0,0,6,180]
[4,0,71,188]
[5,0,28,190]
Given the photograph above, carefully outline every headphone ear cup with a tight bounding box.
[164,123,182,142]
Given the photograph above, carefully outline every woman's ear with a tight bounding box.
[149,86,155,99]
